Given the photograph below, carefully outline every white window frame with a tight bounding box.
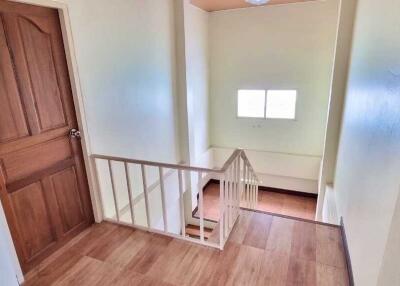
[237,89,298,120]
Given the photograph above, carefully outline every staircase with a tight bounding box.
[91,149,259,250]
[185,224,213,240]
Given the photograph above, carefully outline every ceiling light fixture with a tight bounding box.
[245,0,270,5]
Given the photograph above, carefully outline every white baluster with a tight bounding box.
[233,163,236,222]
[141,165,151,228]
[229,165,233,229]
[124,162,135,224]
[251,173,255,209]
[108,160,120,222]
[256,181,259,209]
[198,172,205,242]
[159,167,168,232]
[251,171,256,209]
[236,159,242,216]
[242,164,246,208]
[92,158,105,219]
[178,170,185,237]
[224,171,228,238]
[246,166,250,208]
[219,174,225,250]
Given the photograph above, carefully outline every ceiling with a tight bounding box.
[191,0,317,12]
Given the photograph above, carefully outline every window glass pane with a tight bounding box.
[266,90,297,119]
[237,90,266,118]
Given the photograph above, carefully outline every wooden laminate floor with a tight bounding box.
[196,183,317,222]
[24,210,349,286]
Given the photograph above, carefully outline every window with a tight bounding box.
[237,89,297,119]
[237,90,266,118]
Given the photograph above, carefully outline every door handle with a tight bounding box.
[69,129,81,139]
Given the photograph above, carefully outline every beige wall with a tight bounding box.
[334,0,400,284]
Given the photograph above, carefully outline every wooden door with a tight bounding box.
[0,1,93,273]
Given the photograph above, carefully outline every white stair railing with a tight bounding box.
[91,149,259,250]
[218,151,259,248]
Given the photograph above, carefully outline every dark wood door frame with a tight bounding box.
[0,0,101,281]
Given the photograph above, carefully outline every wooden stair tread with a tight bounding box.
[185,224,213,239]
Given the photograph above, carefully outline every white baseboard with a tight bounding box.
[257,173,318,194]
[322,184,339,224]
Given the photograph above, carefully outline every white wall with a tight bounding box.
[321,184,339,224]
[208,1,339,193]
[0,204,21,285]
[209,1,339,155]
[184,2,210,164]
[183,2,211,209]
[62,0,185,233]
[334,0,400,284]
[377,191,400,285]
[317,0,358,220]
[64,0,213,232]
[64,0,181,164]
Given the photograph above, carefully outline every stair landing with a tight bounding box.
[199,182,317,221]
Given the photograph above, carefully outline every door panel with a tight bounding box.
[18,16,67,131]
[0,0,93,273]
[10,182,56,259]
[51,167,85,234]
[2,137,72,183]
[0,16,29,143]
[2,13,41,135]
